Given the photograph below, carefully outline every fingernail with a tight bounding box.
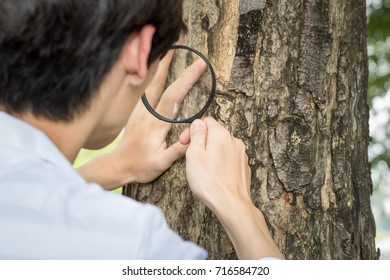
[191,119,205,129]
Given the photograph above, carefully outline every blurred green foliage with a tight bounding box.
[368,0,390,103]
[367,0,390,232]
[368,0,390,174]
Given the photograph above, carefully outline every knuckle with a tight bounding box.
[202,117,217,127]
[214,129,228,140]
[235,138,247,151]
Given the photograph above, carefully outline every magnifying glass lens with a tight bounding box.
[142,46,215,123]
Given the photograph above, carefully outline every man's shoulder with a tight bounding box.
[0,150,174,259]
[0,147,206,260]
[0,147,157,225]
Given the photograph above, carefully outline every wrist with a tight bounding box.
[208,191,254,225]
[211,195,284,260]
[100,152,138,188]
[78,152,135,190]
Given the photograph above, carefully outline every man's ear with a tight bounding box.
[122,24,156,86]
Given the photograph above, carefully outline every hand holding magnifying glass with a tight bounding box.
[87,46,216,187]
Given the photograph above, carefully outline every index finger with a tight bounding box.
[155,58,207,119]
[144,49,175,107]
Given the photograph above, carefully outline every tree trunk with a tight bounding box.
[124,0,378,259]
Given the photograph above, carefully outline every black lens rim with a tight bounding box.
[141,45,216,124]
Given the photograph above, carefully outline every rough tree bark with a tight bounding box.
[124,0,378,259]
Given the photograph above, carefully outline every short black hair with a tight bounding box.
[0,0,186,121]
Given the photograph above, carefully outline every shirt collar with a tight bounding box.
[0,112,73,169]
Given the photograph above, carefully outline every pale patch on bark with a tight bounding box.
[240,0,267,15]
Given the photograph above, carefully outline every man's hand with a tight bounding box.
[185,118,284,260]
[185,118,252,211]
[78,51,206,190]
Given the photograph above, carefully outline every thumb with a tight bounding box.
[163,141,188,168]
[179,127,190,145]
[189,119,207,149]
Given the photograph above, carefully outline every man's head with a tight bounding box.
[0,0,186,123]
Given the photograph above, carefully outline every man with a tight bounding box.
[0,0,283,259]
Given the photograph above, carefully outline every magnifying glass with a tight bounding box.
[141,45,216,123]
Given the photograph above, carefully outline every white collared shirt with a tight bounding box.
[0,112,207,259]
